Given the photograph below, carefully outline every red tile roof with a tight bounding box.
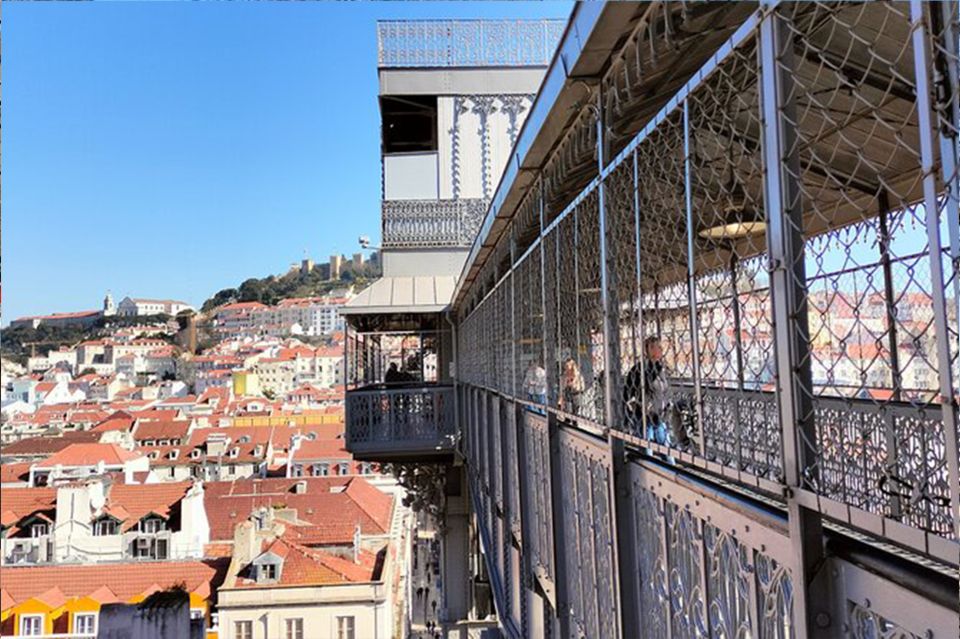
[0,560,229,608]
[0,462,31,484]
[91,411,137,433]
[0,487,57,532]
[234,537,380,588]
[133,419,192,442]
[106,481,194,531]
[204,477,392,543]
[1,431,103,457]
[35,443,144,468]
[292,439,351,461]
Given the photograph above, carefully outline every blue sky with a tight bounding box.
[2,1,572,324]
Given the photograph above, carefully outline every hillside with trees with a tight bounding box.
[1,314,179,365]
[201,255,380,312]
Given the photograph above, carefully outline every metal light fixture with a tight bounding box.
[698,145,766,241]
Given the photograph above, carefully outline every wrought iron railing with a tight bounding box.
[377,20,564,68]
[345,385,456,453]
[381,199,487,249]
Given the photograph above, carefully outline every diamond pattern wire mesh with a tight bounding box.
[777,1,954,537]
[684,34,784,480]
[497,272,514,396]
[515,243,545,402]
[632,111,699,454]
[543,230,561,408]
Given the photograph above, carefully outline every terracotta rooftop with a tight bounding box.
[35,443,144,468]
[0,487,57,533]
[105,481,194,531]
[292,438,351,461]
[0,462,31,485]
[233,537,381,589]
[204,477,392,543]
[91,410,136,433]
[0,559,229,609]
[1,430,103,457]
[133,419,192,442]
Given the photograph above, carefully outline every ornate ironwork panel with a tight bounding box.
[381,198,487,248]
[630,462,795,639]
[377,19,564,68]
[557,428,618,639]
[521,411,555,591]
[502,400,522,540]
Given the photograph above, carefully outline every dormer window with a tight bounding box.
[239,435,251,443]
[149,451,160,460]
[169,450,179,460]
[139,516,166,534]
[312,463,329,477]
[254,445,264,456]
[191,449,201,459]
[31,522,49,538]
[230,447,240,458]
[258,562,279,583]
[337,462,350,476]
[93,516,119,536]
[144,440,155,447]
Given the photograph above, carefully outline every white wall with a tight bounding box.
[384,153,440,200]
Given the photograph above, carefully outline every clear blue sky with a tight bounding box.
[3,1,572,324]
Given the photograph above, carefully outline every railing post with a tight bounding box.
[682,100,707,457]
[911,0,960,539]
[758,5,830,636]
[596,83,636,638]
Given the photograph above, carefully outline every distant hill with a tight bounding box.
[0,314,178,365]
[201,256,381,312]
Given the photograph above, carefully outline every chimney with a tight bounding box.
[352,523,361,564]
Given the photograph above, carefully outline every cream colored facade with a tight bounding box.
[217,582,391,639]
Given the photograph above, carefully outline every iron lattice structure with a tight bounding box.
[453,3,959,638]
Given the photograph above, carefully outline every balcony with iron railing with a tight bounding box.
[344,327,457,461]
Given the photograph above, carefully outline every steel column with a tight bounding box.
[911,0,960,539]
[547,414,571,638]
[876,192,904,520]
[758,6,829,637]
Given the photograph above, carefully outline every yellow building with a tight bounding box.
[232,370,261,397]
[0,560,226,638]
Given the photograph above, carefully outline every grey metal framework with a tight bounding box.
[454,2,959,638]
[382,199,488,249]
[377,19,565,69]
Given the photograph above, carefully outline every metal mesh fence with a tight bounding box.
[514,243,545,403]
[777,1,955,537]
[446,8,960,635]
